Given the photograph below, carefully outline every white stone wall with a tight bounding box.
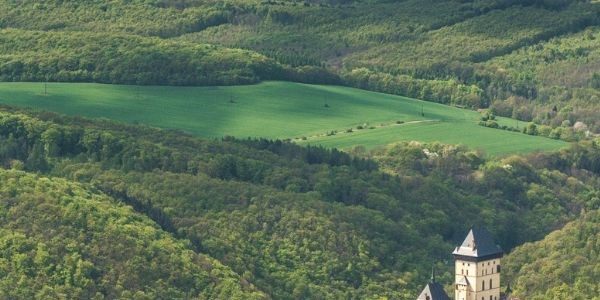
[455,258,501,300]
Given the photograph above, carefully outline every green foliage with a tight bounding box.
[523,122,538,135]
[482,26,600,132]
[0,0,599,296]
[0,107,596,298]
[0,169,265,299]
[590,72,600,89]
[341,67,484,108]
[0,29,283,85]
[504,210,600,300]
[0,0,599,132]
[0,81,567,156]
[0,0,238,38]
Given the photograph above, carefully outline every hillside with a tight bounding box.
[0,28,282,86]
[0,168,265,299]
[0,0,599,134]
[0,81,567,156]
[0,106,597,298]
[503,210,599,299]
[179,0,600,132]
[0,0,599,297]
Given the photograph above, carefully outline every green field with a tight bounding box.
[0,81,567,155]
[301,121,568,156]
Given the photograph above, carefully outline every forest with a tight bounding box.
[503,210,599,299]
[1,0,600,132]
[0,106,597,298]
[0,0,598,298]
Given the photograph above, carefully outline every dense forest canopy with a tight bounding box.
[0,169,266,299]
[0,0,599,132]
[0,106,597,298]
[503,210,599,299]
[0,0,598,298]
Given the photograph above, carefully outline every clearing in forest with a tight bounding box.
[0,81,567,155]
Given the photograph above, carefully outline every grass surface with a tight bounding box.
[301,121,567,156]
[0,81,568,155]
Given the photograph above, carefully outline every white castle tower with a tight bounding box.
[452,227,503,300]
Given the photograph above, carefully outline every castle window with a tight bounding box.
[497,265,501,273]
[490,279,492,288]
[461,269,464,275]
[490,296,493,300]
[482,281,485,290]
[466,270,469,275]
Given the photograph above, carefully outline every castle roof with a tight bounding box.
[417,268,451,300]
[416,281,451,300]
[456,276,469,286]
[452,226,503,260]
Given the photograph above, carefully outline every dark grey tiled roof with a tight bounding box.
[452,226,503,258]
[417,281,451,300]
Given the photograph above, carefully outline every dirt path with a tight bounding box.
[293,119,439,142]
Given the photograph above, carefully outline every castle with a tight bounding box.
[417,227,508,300]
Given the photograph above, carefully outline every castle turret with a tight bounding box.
[417,268,451,300]
[453,227,503,300]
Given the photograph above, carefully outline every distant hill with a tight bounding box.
[0,0,599,132]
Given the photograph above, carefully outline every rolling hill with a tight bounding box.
[0,0,598,298]
[0,168,265,299]
[0,81,567,156]
[1,0,599,135]
[503,210,599,299]
[0,107,597,299]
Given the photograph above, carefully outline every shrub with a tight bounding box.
[523,123,538,135]
[485,120,499,128]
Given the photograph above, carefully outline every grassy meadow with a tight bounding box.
[0,81,567,155]
[301,121,567,156]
